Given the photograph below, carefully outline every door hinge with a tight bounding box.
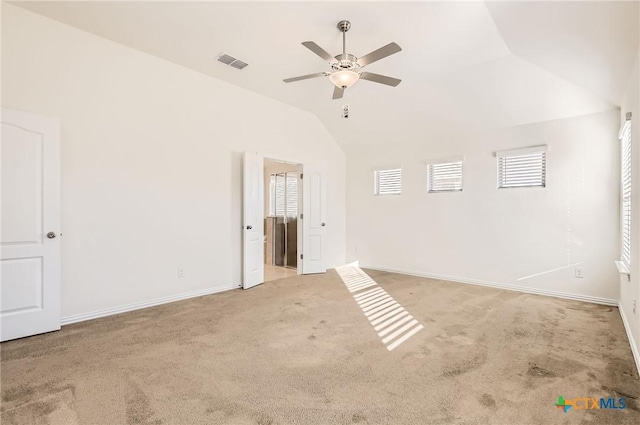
[300,213,303,219]
[300,254,303,260]
[300,173,303,179]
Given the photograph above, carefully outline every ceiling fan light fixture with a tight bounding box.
[329,70,359,89]
[283,21,402,99]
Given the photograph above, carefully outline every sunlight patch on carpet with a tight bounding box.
[336,265,424,351]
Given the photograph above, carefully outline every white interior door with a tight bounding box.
[1,109,61,341]
[302,163,327,274]
[243,151,264,289]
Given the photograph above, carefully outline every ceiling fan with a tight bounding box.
[283,20,402,99]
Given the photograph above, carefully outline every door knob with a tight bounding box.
[47,232,57,239]
[246,225,253,230]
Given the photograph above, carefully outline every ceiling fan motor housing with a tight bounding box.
[332,54,360,71]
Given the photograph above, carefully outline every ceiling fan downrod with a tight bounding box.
[337,20,351,56]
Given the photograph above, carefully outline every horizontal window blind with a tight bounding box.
[269,175,285,216]
[497,151,546,188]
[286,173,298,217]
[621,120,632,269]
[268,175,275,216]
[269,173,298,217]
[427,161,463,192]
[374,168,402,195]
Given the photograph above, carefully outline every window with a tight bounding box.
[496,146,547,189]
[427,160,463,193]
[374,168,402,195]
[268,172,298,216]
[268,175,282,216]
[620,118,632,270]
[285,173,298,217]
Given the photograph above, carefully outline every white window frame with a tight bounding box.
[374,168,402,196]
[496,145,548,189]
[617,116,632,276]
[426,156,463,193]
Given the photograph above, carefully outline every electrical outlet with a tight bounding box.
[574,267,584,278]
[178,267,185,278]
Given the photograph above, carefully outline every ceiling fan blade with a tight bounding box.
[357,42,402,67]
[359,72,401,87]
[302,41,336,64]
[332,86,344,100]
[283,72,328,83]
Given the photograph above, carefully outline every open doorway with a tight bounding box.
[263,158,301,282]
[243,151,326,289]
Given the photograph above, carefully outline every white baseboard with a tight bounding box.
[60,284,239,326]
[360,265,619,306]
[618,303,640,376]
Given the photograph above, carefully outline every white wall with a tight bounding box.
[346,109,620,303]
[1,5,346,319]
[619,47,640,369]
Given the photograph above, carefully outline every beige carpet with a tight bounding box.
[1,269,638,425]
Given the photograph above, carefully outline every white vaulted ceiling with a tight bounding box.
[11,1,640,149]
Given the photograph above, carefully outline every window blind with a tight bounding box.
[286,173,298,217]
[374,168,402,195]
[621,120,632,269]
[497,150,546,188]
[427,161,463,192]
[270,175,285,216]
[269,173,298,217]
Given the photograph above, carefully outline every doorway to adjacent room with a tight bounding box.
[263,159,301,282]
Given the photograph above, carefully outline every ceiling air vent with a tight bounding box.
[230,60,248,70]
[216,52,248,70]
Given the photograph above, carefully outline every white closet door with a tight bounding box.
[243,151,264,289]
[302,163,327,274]
[1,109,61,341]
